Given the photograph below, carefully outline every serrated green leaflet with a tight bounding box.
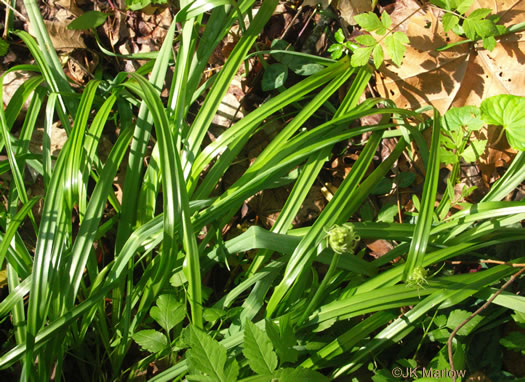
[243,320,278,375]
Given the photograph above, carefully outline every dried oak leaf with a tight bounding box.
[376,0,525,114]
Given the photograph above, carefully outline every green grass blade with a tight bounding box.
[402,109,441,281]
[66,127,133,308]
[115,20,176,252]
[183,0,278,177]
[266,130,384,317]
[126,73,203,328]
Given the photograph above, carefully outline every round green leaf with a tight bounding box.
[481,95,525,151]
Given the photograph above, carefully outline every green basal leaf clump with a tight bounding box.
[326,223,360,254]
[406,266,429,289]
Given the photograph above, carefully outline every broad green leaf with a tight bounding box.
[472,19,498,38]
[480,95,525,151]
[372,44,384,69]
[265,319,298,364]
[132,330,167,353]
[68,11,108,30]
[187,326,227,382]
[384,31,409,67]
[500,332,525,353]
[381,12,392,29]
[150,294,186,332]
[328,43,344,59]
[288,57,324,76]
[377,204,398,223]
[482,36,497,51]
[243,320,278,374]
[443,106,483,132]
[395,172,416,188]
[446,309,483,336]
[468,8,492,20]
[354,12,385,34]
[262,63,288,91]
[335,28,345,44]
[439,147,458,165]
[355,35,377,47]
[455,0,473,14]
[0,39,8,56]
[351,46,373,67]
[442,13,459,33]
[371,177,393,195]
[461,140,487,162]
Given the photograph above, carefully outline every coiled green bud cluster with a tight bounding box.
[406,266,428,289]
[326,223,360,254]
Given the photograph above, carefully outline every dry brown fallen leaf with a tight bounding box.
[28,21,86,52]
[376,0,525,113]
[336,0,372,25]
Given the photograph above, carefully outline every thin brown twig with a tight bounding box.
[447,266,525,382]
[447,259,525,267]
[279,5,302,40]
[0,0,27,22]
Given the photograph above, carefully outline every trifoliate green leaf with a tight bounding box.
[335,28,345,44]
[461,140,487,162]
[354,12,386,34]
[355,34,377,47]
[150,294,186,332]
[372,44,384,69]
[132,330,167,353]
[68,11,108,30]
[350,46,373,67]
[384,31,409,67]
[442,13,459,32]
[381,12,392,30]
[481,95,525,151]
[243,320,278,375]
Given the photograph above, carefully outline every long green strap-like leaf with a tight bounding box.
[126,73,203,328]
[402,109,441,281]
[266,130,384,317]
[183,0,278,177]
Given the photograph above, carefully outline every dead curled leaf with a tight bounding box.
[28,21,86,52]
[376,0,525,114]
